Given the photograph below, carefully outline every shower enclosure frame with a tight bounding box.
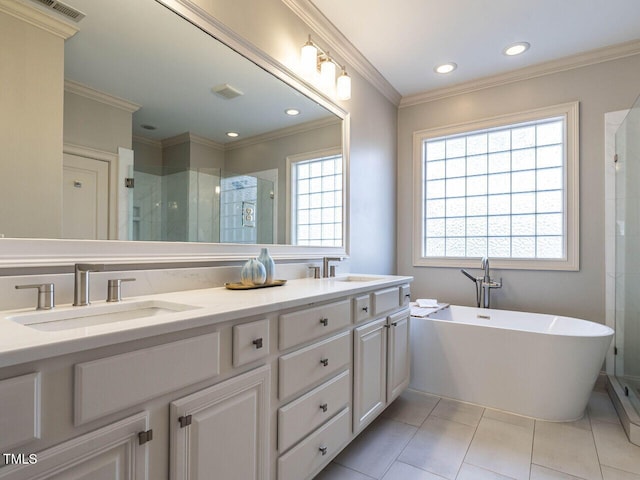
[605,105,640,446]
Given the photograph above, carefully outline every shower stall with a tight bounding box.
[609,92,640,445]
[131,166,275,244]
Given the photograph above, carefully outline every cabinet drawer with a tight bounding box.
[0,373,40,450]
[279,300,351,350]
[400,284,411,306]
[233,318,270,367]
[278,370,350,452]
[279,331,350,400]
[353,294,372,323]
[373,287,400,315]
[75,333,220,425]
[277,407,350,480]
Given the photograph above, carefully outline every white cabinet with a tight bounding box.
[353,308,411,433]
[170,365,270,480]
[277,407,351,480]
[0,412,149,480]
[387,309,410,403]
[353,317,388,433]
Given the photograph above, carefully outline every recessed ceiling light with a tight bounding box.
[285,108,300,116]
[140,124,157,130]
[504,42,530,56]
[434,63,457,74]
[226,132,239,138]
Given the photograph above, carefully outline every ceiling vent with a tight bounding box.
[212,84,244,100]
[30,0,85,22]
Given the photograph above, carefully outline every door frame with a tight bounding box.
[63,143,118,239]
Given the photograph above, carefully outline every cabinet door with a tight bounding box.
[170,365,270,480]
[387,309,411,403]
[353,317,387,433]
[0,412,149,480]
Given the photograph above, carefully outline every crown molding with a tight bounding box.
[0,0,78,39]
[132,135,162,148]
[161,132,224,151]
[401,39,640,108]
[225,116,340,150]
[282,0,401,106]
[65,79,141,113]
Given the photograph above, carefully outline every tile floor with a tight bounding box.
[314,389,640,480]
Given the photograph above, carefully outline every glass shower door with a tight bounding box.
[615,92,640,415]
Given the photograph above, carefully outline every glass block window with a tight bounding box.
[289,150,343,246]
[413,102,579,270]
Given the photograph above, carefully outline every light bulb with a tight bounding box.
[300,39,318,79]
[336,69,351,101]
[320,58,336,96]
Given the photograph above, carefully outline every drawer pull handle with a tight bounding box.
[320,403,328,412]
[252,338,263,349]
[319,446,328,456]
[320,318,329,326]
[320,358,329,367]
[405,294,411,298]
[362,306,368,312]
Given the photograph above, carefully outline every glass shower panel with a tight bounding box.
[615,92,640,415]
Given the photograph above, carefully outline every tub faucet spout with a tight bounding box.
[481,256,490,282]
[479,257,501,308]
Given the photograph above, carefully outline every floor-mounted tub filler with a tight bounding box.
[410,305,614,421]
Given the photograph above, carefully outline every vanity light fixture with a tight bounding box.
[226,131,239,138]
[285,108,300,116]
[503,42,530,56]
[300,35,351,101]
[336,68,352,101]
[434,62,457,74]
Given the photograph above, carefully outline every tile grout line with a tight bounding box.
[381,397,442,479]
[586,410,606,480]
[456,406,484,480]
[529,419,537,480]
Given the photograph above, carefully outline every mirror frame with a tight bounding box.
[0,0,350,269]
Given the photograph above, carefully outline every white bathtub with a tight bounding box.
[410,305,614,421]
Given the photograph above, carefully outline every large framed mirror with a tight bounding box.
[0,0,349,268]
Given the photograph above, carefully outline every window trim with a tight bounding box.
[286,147,343,246]
[412,101,579,271]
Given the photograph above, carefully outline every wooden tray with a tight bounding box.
[224,279,287,290]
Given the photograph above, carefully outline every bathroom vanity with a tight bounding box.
[0,275,411,480]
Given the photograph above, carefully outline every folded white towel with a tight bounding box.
[417,298,438,308]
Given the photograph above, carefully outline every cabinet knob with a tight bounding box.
[319,446,328,456]
[320,358,329,367]
[320,403,328,413]
[252,338,263,349]
[362,306,368,312]
[319,318,329,327]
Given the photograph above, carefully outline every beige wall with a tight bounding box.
[397,54,640,323]
[63,91,133,152]
[191,0,398,273]
[0,10,65,238]
[190,141,225,171]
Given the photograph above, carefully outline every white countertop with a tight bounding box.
[0,275,412,368]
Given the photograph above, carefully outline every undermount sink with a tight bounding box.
[7,300,199,332]
[334,275,386,282]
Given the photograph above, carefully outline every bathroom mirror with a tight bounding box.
[1,0,346,250]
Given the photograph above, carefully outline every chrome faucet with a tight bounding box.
[73,263,104,306]
[322,257,343,278]
[481,256,490,282]
[460,257,502,308]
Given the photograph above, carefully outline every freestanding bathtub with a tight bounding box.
[410,305,614,421]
